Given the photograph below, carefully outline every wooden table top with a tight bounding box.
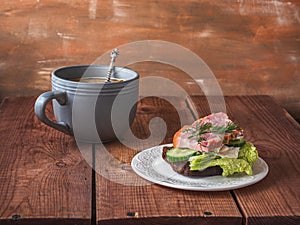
[0,95,299,225]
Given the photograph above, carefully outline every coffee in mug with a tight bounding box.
[69,77,124,83]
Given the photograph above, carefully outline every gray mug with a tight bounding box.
[34,65,139,143]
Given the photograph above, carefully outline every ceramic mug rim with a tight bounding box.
[51,64,139,95]
[53,64,139,84]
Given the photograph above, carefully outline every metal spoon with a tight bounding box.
[106,48,119,82]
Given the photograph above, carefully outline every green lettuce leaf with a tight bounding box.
[189,153,218,171]
[211,158,252,176]
[189,142,258,176]
[238,142,258,164]
[189,156,252,176]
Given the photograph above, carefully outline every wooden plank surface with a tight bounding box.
[1,0,300,122]
[189,95,300,225]
[0,97,91,224]
[1,96,299,224]
[96,97,242,225]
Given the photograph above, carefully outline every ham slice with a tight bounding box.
[173,112,242,152]
[192,112,230,128]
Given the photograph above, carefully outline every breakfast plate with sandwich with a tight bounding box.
[131,112,269,191]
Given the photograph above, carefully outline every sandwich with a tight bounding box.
[162,112,258,177]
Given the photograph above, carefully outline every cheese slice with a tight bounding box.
[216,145,240,158]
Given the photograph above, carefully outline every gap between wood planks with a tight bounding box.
[91,144,96,225]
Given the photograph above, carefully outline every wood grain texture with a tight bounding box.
[1,95,298,224]
[189,95,300,225]
[0,97,91,224]
[96,97,242,225]
[0,0,300,121]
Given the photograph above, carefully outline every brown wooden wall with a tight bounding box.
[0,0,299,121]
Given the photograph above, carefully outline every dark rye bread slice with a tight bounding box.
[162,147,223,177]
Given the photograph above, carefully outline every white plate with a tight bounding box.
[131,144,269,191]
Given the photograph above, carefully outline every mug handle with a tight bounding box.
[34,91,73,135]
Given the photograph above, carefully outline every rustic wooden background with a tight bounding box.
[0,0,299,121]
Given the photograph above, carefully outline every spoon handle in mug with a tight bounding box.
[34,91,73,135]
